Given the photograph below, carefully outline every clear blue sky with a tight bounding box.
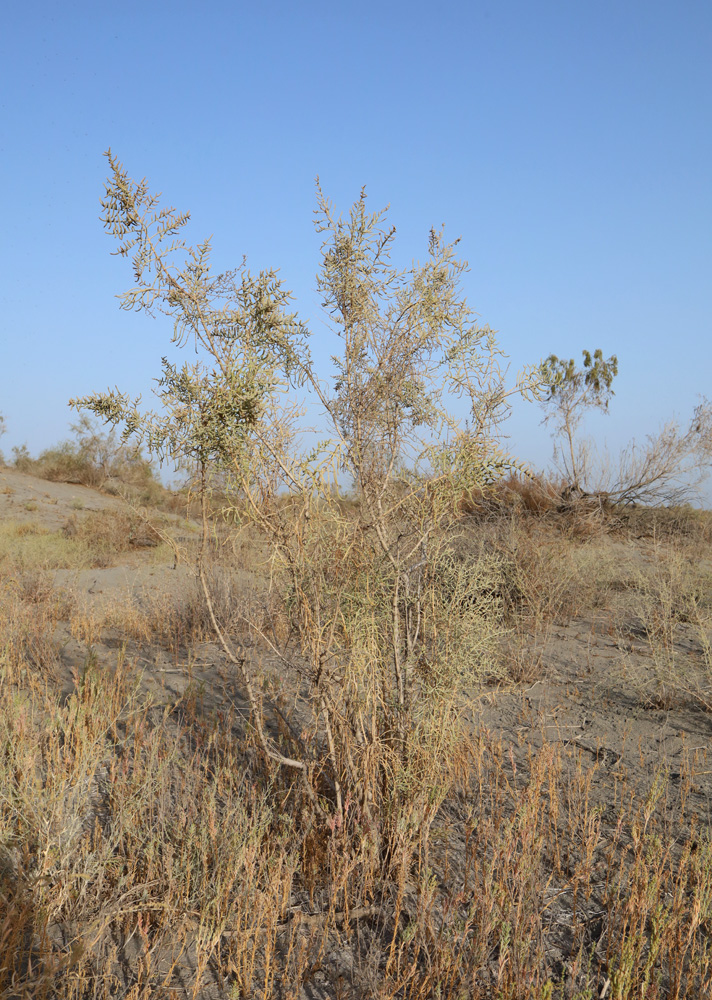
[2,0,710,485]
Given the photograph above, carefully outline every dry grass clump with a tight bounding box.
[67,587,212,652]
[616,540,712,711]
[443,494,712,706]
[62,510,174,567]
[0,570,73,688]
[453,477,633,653]
[456,517,609,636]
[0,513,174,574]
[461,474,616,534]
[460,474,565,520]
[371,734,712,1000]
[614,504,712,544]
[0,521,92,573]
[0,657,302,999]
[3,647,712,998]
[66,563,277,655]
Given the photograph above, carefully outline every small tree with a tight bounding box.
[72,148,311,771]
[540,348,618,490]
[73,153,547,900]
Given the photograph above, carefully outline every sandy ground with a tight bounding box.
[0,466,137,525]
[1,464,196,596]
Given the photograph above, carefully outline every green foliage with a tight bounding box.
[314,182,546,491]
[74,150,309,479]
[543,348,618,407]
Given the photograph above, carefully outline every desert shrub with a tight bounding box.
[0,572,71,685]
[11,443,32,471]
[74,153,547,835]
[68,151,563,991]
[28,439,106,487]
[11,416,164,502]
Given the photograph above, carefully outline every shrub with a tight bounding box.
[72,151,550,950]
[11,416,163,501]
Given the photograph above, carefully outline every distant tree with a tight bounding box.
[12,444,31,470]
[541,350,712,506]
[540,348,618,490]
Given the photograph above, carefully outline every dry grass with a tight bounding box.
[63,510,177,567]
[455,500,712,704]
[3,497,712,997]
[0,572,71,688]
[0,514,175,574]
[0,521,91,572]
[2,651,712,997]
[0,656,302,999]
[614,540,712,711]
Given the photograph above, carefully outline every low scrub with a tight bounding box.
[0,521,91,573]
[12,416,167,507]
[2,654,712,997]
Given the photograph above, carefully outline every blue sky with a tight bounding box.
[1,0,710,487]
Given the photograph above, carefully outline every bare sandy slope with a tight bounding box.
[1,464,199,608]
[0,466,131,526]
[0,468,260,721]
